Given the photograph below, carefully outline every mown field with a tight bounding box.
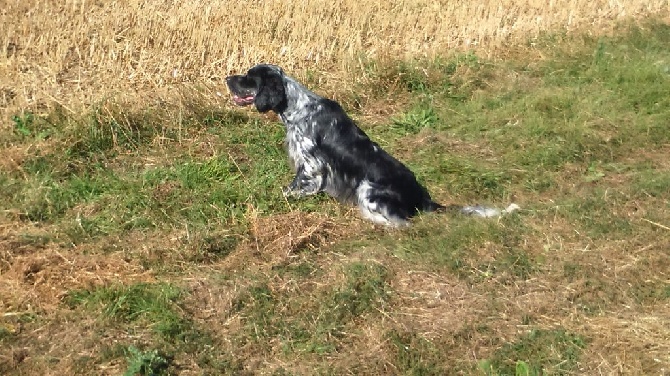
[1,1,670,375]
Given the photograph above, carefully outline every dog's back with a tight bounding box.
[295,97,441,225]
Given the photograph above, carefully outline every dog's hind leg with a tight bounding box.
[356,182,410,227]
[358,201,408,227]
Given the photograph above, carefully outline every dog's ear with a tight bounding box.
[254,74,286,113]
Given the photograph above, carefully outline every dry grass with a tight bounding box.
[1,0,668,123]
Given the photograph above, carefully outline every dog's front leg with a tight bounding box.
[283,165,324,198]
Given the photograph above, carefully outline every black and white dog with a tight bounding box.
[226,64,517,226]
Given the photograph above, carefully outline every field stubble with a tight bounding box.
[0,0,668,122]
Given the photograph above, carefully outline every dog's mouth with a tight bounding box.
[232,94,255,106]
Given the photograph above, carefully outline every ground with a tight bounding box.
[1,6,669,376]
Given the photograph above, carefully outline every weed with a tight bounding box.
[123,346,171,376]
[12,113,34,137]
[10,113,52,140]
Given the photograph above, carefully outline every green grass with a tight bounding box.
[65,282,243,374]
[377,214,536,282]
[1,19,669,375]
[2,112,302,245]
[480,329,587,376]
[230,262,391,357]
[389,330,445,375]
[65,283,190,340]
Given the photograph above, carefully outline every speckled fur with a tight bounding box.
[226,64,447,226]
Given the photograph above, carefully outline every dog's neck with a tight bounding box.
[278,76,321,126]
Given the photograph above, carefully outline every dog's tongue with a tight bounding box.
[233,95,254,105]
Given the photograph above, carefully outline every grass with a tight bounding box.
[228,262,390,358]
[123,346,170,376]
[480,329,587,376]
[65,283,188,339]
[1,15,669,376]
[389,330,445,375]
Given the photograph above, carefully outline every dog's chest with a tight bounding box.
[285,127,317,171]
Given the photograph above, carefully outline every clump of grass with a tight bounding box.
[330,262,390,318]
[557,190,634,239]
[190,232,240,262]
[389,105,439,136]
[272,261,322,283]
[293,262,391,354]
[68,105,159,159]
[18,171,119,222]
[389,330,445,375]
[386,215,535,282]
[65,283,189,340]
[480,329,587,376]
[230,262,391,356]
[230,283,278,342]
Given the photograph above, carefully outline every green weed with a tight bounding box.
[123,346,171,376]
[10,112,53,140]
[390,105,439,136]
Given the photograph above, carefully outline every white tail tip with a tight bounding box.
[461,203,520,218]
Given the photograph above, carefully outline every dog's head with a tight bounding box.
[225,64,287,113]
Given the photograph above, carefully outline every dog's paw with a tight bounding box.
[282,186,302,198]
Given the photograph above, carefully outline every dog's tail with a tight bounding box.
[427,201,520,218]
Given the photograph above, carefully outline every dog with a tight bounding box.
[226,64,518,226]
